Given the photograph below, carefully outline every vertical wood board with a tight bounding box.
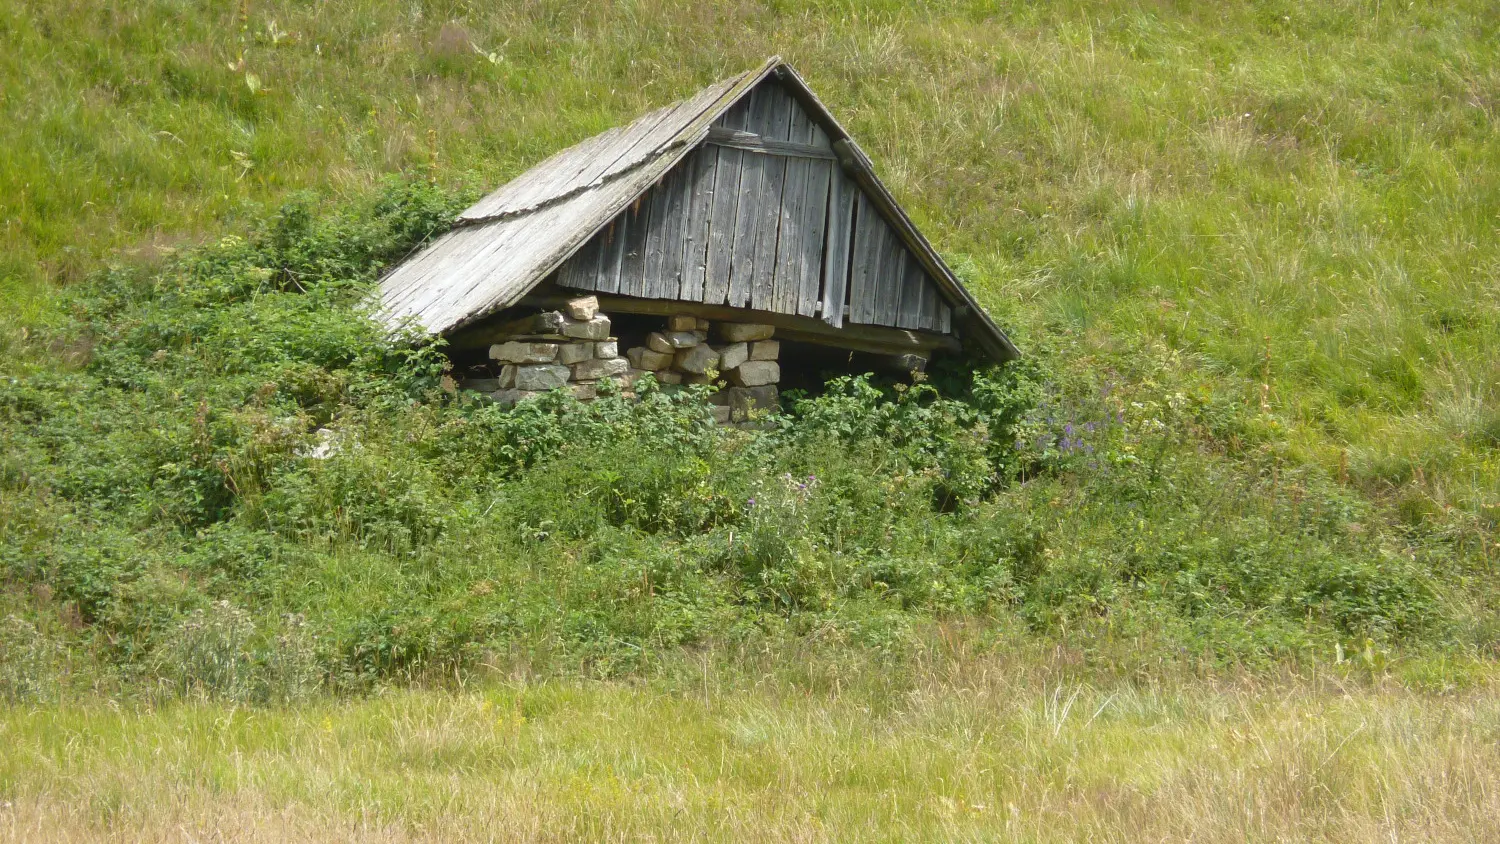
[820,165,855,327]
[677,146,717,302]
[771,105,813,313]
[748,85,794,311]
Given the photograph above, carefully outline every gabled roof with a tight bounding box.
[376,57,1018,362]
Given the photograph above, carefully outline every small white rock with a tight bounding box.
[565,296,599,321]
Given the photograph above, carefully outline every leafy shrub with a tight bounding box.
[0,180,1478,700]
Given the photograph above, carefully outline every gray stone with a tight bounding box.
[727,360,779,387]
[710,405,733,424]
[461,377,503,392]
[594,340,618,358]
[719,322,774,342]
[497,364,517,389]
[655,369,683,385]
[513,364,570,391]
[728,385,780,421]
[561,314,611,340]
[683,372,712,385]
[895,353,929,373]
[719,342,749,372]
[749,340,780,361]
[490,341,559,364]
[572,357,630,381]
[647,332,674,354]
[558,342,594,365]
[570,382,597,401]
[667,314,698,331]
[696,318,711,331]
[664,330,701,349]
[565,296,599,321]
[674,343,720,375]
[627,346,674,371]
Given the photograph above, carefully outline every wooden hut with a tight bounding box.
[376,57,1018,421]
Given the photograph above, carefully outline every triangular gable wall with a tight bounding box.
[557,76,952,333]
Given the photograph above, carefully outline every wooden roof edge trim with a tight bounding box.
[436,59,783,335]
[771,62,1020,363]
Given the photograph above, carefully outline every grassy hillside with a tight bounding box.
[2,0,1499,838]
[4,0,1498,509]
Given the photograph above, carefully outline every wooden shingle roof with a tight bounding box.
[375,57,1018,362]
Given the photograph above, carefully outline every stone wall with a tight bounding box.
[457,296,781,424]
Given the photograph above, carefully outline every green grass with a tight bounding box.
[3,646,1498,842]
[3,1,1500,837]
[4,0,1498,514]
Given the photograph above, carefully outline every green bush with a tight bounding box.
[0,182,1480,699]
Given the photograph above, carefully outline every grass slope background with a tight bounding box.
[3,0,1497,504]
[2,1,1500,839]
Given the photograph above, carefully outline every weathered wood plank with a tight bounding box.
[640,171,677,298]
[520,291,963,355]
[936,299,951,333]
[656,163,691,298]
[617,195,652,298]
[820,165,855,327]
[727,86,773,307]
[678,146,717,302]
[558,227,604,292]
[895,248,926,330]
[771,105,813,314]
[704,100,748,305]
[748,84,795,311]
[794,121,833,317]
[705,127,838,160]
[875,216,904,326]
[847,192,876,324]
[599,217,625,295]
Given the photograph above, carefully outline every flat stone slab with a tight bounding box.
[561,315,611,340]
[572,357,630,381]
[627,347,674,371]
[727,360,779,387]
[719,323,774,342]
[719,342,749,372]
[558,343,594,365]
[514,363,571,391]
[749,340,779,361]
[675,343,720,375]
[490,341,559,364]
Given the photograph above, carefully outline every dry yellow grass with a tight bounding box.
[3,656,1496,843]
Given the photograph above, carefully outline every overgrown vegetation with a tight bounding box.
[0,178,1488,703]
[3,2,1498,837]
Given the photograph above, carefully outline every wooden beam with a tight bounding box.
[706,127,838,160]
[519,291,961,355]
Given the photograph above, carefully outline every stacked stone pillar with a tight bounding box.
[622,317,781,424]
[457,296,782,423]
